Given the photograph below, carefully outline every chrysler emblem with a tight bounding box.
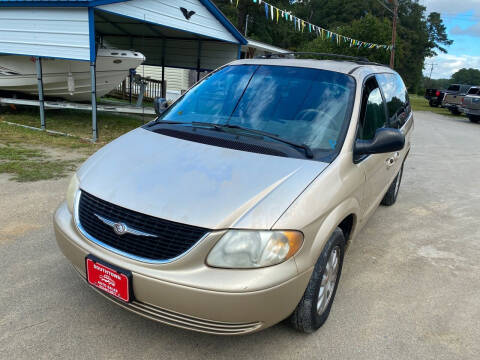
[113,222,127,235]
[94,213,157,238]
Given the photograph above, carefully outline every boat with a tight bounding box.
[0,48,145,102]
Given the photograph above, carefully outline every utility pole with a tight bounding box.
[425,62,438,87]
[428,63,435,80]
[389,0,399,69]
[245,14,249,37]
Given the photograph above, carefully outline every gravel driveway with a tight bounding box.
[1,111,479,359]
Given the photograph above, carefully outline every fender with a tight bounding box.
[293,197,360,274]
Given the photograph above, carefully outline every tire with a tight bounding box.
[469,116,479,123]
[428,99,438,107]
[289,228,345,333]
[381,163,404,206]
[449,108,461,115]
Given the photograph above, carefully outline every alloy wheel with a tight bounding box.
[317,246,340,315]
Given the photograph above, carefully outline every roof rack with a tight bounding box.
[257,52,388,67]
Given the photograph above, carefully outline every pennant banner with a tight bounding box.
[234,0,393,51]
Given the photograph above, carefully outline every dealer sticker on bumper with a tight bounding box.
[86,256,132,302]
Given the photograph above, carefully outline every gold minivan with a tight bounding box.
[54,56,413,335]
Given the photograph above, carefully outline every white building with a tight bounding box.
[0,0,247,140]
[136,38,289,100]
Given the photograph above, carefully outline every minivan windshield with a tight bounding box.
[158,65,356,154]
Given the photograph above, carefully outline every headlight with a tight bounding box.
[66,174,79,214]
[206,230,303,268]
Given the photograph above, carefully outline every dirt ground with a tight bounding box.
[1,111,479,359]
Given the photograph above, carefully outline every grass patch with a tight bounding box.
[0,106,149,144]
[0,121,98,154]
[0,145,43,161]
[99,96,154,107]
[0,143,77,182]
[0,159,77,182]
[0,106,149,182]
[409,94,466,118]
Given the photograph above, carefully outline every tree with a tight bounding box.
[451,68,480,85]
[299,13,391,65]
[213,0,309,49]
[422,76,451,90]
[211,0,452,91]
[426,12,453,57]
[394,0,430,92]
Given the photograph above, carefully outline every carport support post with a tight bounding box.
[35,57,45,130]
[88,7,97,142]
[196,40,202,81]
[161,64,165,97]
[90,62,97,142]
[161,38,166,98]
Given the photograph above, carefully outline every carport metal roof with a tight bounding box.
[0,0,247,63]
[0,0,247,141]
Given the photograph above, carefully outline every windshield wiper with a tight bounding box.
[146,119,188,127]
[214,124,314,159]
[190,122,227,131]
[148,120,227,130]
[149,121,314,159]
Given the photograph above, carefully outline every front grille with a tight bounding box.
[77,191,209,261]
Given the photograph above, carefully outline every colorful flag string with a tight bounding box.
[230,0,392,51]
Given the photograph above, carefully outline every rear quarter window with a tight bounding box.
[376,73,411,129]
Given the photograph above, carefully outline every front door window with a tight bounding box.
[357,87,387,141]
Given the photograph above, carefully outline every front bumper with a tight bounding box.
[54,202,312,335]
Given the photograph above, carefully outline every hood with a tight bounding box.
[77,128,328,230]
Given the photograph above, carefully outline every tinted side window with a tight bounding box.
[357,87,386,140]
[376,73,411,129]
[447,85,460,92]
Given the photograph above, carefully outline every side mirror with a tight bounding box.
[154,97,168,115]
[354,128,405,156]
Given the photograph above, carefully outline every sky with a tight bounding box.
[421,0,480,79]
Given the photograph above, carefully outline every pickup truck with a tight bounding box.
[459,87,480,123]
[442,84,473,114]
[425,88,445,107]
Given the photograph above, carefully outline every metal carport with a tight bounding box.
[0,0,247,141]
